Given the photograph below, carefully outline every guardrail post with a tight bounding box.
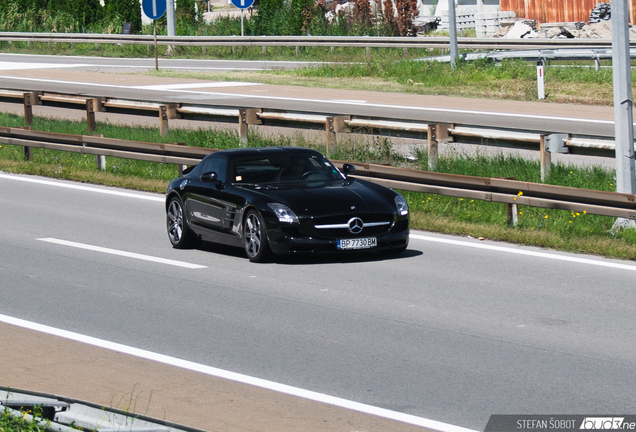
[30,91,42,106]
[539,135,551,182]
[93,97,105,112]
[506,202,519,226]
[86,99,96,132]
[295,46,300,56]
[427,123,452,171]
[96,154,106,170]
[23,93,33,126]
[239,108,262,147]
[537,59,545,100]
[262,46,266,55]
[325,116,349,153]
[158,104,180,136]
[159,106,169,136]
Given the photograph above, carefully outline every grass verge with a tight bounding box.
[1,112,635,261]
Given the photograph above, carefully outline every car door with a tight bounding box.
[185,156,237,235]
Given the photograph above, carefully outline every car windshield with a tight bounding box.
[231,153,345,185]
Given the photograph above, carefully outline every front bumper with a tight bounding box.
[266,219,409,255]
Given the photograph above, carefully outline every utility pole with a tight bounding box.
[611,0,636,229]
[165,0,176,53]
[166,0,176,35]
[448,0,458,69]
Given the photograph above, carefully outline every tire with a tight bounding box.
[166,196,196,249]
[243,210,273,263]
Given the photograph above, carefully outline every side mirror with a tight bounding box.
[199,171,219,182]
[342,163,356,176]
[200,171,218,182]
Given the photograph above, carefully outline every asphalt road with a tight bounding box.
[2,172,636,431]
[0,53,625,138]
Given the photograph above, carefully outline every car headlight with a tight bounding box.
[394,195,409,216]
[268,203,299,223]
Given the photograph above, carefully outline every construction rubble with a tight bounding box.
[493,19,636,39]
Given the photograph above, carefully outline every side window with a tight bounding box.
[202,157,227,182]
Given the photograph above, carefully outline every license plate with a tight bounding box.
[337,237,377,250]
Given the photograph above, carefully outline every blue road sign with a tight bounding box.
[142,0,167,20]
[231,0,254,9]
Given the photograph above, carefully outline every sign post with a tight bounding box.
[231,0,254,37]
[142,0,167,70]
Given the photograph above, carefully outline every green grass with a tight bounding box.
[2,112,636,260]
[0,405,66,432]
[140,57,620,105]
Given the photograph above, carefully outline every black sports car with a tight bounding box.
[165,147,409,262]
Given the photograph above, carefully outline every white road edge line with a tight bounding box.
[37,238,206,270]
[0,74,614,126]
[0,173,164,202]
[410,234,636,271]
[0,313,476,432]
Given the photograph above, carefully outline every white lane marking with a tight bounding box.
[0,75,614,125]
[0,173,164,202]
[0,313,476,432]
[131,82,263,90]
[410,234,636,272]
[0,62,91,71]
[37,238,206,269]
[110,66,271,71]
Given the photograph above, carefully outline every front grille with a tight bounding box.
[310,214,395,239]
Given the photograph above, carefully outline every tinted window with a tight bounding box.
[231,152,344,184]
[202,157,227,182]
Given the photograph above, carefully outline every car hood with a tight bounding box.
[240,180,395,215]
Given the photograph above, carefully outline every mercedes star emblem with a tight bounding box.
[347,217,364,234]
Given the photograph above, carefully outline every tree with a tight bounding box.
[353,0,371,27]
[49,0,104,28]
[289,0,314,34]
[252,0,285,35]
[394,0,418,36]
[383,0,396,35]
[176,0,199,26]
[104,0,141,33]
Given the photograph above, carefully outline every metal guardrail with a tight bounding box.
[426,47,636,66]
[0,127,633,221]
[1,386,206,432]
[0,88,622,184]
[0,32,625,51]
